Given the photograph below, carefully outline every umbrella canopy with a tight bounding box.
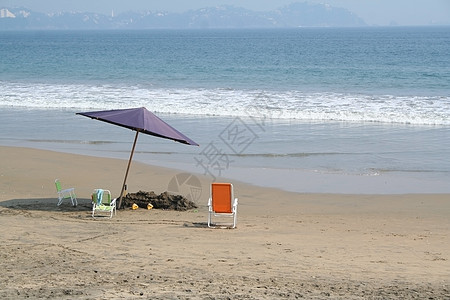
[76,107,198,208]
[77,107,198,146]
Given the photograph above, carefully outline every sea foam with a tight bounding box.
[1,81,449,126]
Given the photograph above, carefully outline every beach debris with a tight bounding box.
[122,191,197,211]
[132,203,139,210]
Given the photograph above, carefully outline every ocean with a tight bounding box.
[1,27,449,194]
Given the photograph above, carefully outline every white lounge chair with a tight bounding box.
[92,189,116,218]
[55,179,77,207]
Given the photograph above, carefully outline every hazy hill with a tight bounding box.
[0,2,366,30]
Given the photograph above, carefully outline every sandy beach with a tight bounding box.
[0,146,449,299]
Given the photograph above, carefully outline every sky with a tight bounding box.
[1,0,449,26]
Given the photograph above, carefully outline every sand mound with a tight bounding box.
[122,190,197,211]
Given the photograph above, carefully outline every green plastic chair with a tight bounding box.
[55,179,77,207]
[92,189,116,218]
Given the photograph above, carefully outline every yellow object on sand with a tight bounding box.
[132,203,138,210]
[147,203,153,210]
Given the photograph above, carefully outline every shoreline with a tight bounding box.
[3,139,450,195]
[1,145,449,298]
[1,106,449,195]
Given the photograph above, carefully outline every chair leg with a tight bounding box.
[57,189,77,206]
[71,191,77,207]
[207,211,212,227]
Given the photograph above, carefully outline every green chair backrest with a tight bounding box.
[93,190,111,205]
[55,180,62,192]
[104,192,111,205]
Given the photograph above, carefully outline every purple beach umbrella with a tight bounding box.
[77,107,199,209]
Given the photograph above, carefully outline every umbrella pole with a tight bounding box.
[118,131,139,209]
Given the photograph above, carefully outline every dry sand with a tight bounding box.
[0,146,449,299]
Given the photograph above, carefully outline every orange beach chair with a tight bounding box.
[208,183,238,228]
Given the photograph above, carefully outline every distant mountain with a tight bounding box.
[0,3,366,30]
[0,7,113,30]
[272,3,366,27]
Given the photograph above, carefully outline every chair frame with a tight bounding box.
[208,183,238,228]
[92,189,116,218]
[55,179,77,207]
